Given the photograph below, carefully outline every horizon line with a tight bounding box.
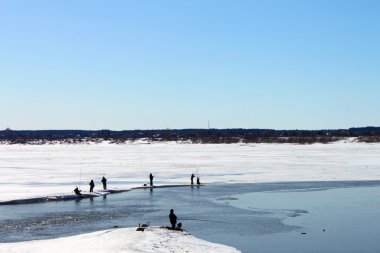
[2,126,379,132]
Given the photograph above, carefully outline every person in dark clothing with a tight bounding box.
[101,176,107,190]
[197,176,201,185]
[191,173,195,185]
[74,186,82,197]
[169,209,177,229]
[149,173,154,186]
[89,180,95,192]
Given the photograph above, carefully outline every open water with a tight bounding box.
[0,181,379,252]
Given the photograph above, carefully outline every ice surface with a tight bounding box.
[0,227,240,253]
[1,142,380,202]
[1,142,379,253]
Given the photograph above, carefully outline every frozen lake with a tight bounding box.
[1,181,379,253]
[1,142,380,252]
[1,142,380,202]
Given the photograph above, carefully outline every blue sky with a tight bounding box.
[0,0,379,130]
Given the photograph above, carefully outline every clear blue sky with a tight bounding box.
[0,0,379,130]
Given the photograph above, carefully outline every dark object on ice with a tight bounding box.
[101,176,107,190]
[136,222,150,231]
[143,183,147,186]
[164,226,184,231]
[149,173,154,186]
[191,174,195,185]
[177,222,182,229]
[323,229,326,232]
[169,209,177,229]
[301,232,307,235]
[197,177,201,185]
[74,187,82,197]
[89,180,95,192]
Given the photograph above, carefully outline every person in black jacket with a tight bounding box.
[74,186,82,197]
[169,209,177,229]
[149,173,154,186]
[191,173,195,185]
[101,176,107,190]
[89,180,95,192]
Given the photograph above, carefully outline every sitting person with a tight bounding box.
[74,186,82,197]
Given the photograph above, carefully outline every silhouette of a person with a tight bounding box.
[74,186,82,197]
[89,180,95,192]
[169,209,177,229]
[191,174,195,185]
[101,176,107,190]
[149,173,154,186]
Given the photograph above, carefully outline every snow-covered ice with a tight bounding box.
[1,142,380,202]
[0,227,240,253]
[1,142,380,253]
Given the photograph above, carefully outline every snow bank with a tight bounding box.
[0,227,240,253]
[1,142,380,202]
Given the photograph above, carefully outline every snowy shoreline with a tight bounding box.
[0,227,240,253]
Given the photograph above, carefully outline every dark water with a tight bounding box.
[0,181,380,252]
[218,184,380,253]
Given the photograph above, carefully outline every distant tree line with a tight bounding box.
[1,127,380,144]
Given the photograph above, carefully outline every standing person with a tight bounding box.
[191,173,195,185]
[197,176,201,185]
[89,180,95,192]
[169,209,177,229]
[74,186,82,197]
[149,173,154,186]
[101,176,107,190]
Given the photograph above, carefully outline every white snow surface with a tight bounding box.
[1,141,380,253]
[0,227,240,253]
[1,142,380,202]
